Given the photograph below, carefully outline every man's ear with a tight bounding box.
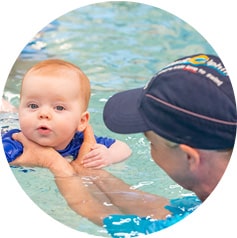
[77,111,90,132]
[179,144,200,171]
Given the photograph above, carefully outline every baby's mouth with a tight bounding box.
[37,126,51,135]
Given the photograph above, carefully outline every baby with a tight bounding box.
[2,59,131,168]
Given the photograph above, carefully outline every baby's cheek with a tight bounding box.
[19,117,32,135]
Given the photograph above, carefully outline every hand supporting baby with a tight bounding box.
[10,132,76,177]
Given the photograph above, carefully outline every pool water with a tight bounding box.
[1,1,216,237]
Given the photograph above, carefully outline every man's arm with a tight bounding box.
[75,166,170,219]
[54,174,122,226]
[11,132,122,226]
[72,124,170,219]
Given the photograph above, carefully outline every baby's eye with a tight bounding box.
[28,103,38,109]
[55,105,65,111]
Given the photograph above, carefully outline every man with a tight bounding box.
[103,53,236,202]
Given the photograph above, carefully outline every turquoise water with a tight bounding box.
[1,2,216,237]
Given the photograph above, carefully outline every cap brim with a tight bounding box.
[103,88,150,134]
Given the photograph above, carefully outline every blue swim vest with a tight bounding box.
[103,196,201,237]
[2,128,115,163]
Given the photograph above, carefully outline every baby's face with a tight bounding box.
[19,70,87,150]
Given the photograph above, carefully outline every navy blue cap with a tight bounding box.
[103,54,237,149]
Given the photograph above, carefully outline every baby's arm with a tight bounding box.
[82,139,132,169]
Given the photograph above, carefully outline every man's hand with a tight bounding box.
[72,124,96,167]
[11,132,75,177]
[10,132,54,168]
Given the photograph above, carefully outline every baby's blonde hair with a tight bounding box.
[21,59,91,110]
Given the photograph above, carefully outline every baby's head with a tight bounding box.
[19,59,91,150]
[21,59,91,110]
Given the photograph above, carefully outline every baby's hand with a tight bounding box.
[82,144,112,169]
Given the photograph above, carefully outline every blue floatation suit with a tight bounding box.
[2,128,116,163]
[103,196,201,237]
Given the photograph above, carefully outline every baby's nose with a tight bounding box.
[38,107,51,119]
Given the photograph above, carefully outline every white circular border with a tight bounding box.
[0,1,236,238]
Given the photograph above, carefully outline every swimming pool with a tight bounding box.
[1,1,217,237]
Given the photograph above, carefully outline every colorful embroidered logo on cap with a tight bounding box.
[154,54,227,87]
[188,54,227,76]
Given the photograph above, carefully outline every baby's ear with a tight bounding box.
[77,111,90,132]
